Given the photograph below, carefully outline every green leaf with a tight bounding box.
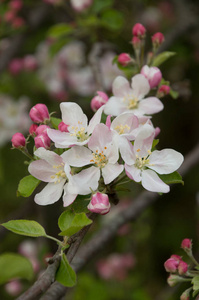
[1,220,46,237]
[55,254,76,287]
[152,139,159,150]
[192,276,199,291]
[0,253,34,284]
[50,117,62,129]
[49,37,70,57]
[193,289,199,297]
[48,24,74,39]
[70,195,90,213]
[152,52,176,67]
[17,175,40,197]
[158,171,184,185]
[58,210,92,237]
[101,9,124,31]
[169,88,179,99]
[92,0,114,13]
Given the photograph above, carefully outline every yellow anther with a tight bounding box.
[137,148,141,152]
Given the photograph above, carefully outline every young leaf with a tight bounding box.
[17,175,40,197]
[192,276,199,291]
[152,139,159,150]
[0,253,34,284]
[50,117,62,129]
[152,52,176,67]
[58,211,92,237]
[158,171,184,185]
[55,254,76,287]
[48,24,73,39]
[169,88,179,99]
[1,220,46,237]
[70,194,90,213]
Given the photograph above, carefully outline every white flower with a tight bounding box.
[104,74,164,116]
[124,126,184,193]
[47,102,104,148]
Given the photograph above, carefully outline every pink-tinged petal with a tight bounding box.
[87,105,104,135]
[125,164,141,182]
[60,102,88,128]
[34,181,65,205]
[134,124,155,157]
[149,149,184,174]
[102,163,124,184]
[47,129,77,148]
[68,166,100,195]
[139,97,164,115]
[111,112,139,138]
[112,76,131,97]
[61,146,92,167]
[105,115,112,129]
[118,136,135,165]
[131,74,150,99]
[104,96,127,116]
[63,184,77,207]
[34,147,63,166]
[141,169,170,193]
[88,123,113,153]
[28,160,54,182]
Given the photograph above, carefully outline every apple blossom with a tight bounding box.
[58,121,69,132]
[132,23,146,37]
[29,103,50,123]
[181,239,192,251]
[87,192,111,215]
[70,0,93,12]
[104,74,164,116]
[178,261,188,275]
[47,102,104,148]
[152,32,165,47]
[34,133,51,149]
[164,258,179,273]
[118,53,132,66]
[132,36,141,49]
[5,280,22,296]
[35,125,50,136]
[158,85,170,97]
[91,91,108,112]
[11,132,26,148]
[29,124,38,136]
[124,126,184,193]
[141,65,162,89]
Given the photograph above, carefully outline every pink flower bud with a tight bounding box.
[4,10,16,22]
[9,0,23,11]
[11,132,26,148]
[87,192,111,215]
[132,23,146,37]
[5,280,22,296]
[91,91,108,112]
[141,65,162,88]
[178,261,188,275]
[181,239,192,251]
[58,121,69,132]
[167,274,182,287]
[132,36,141,49]
[29,124,38,136]
[158,85,170,97]
[35,125,50,136]
[8,58,23,75]
[180,289,191,300]
[164,258,179,273]
[11,17,25,29]
[170,254,182,263]
[34,133,51,149]
[23,55,38,71]
[154,127,161,137]
[152,32,165,47]
[118,53,131,66]
[29,104,50,123]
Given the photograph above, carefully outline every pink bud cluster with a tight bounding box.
[3,0,25,29]
[131,23,146,49]
[8,55,38,75]
[164,255,188,276]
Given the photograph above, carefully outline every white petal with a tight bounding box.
[63,184,77,207]
[47,129,77,148]
[139,97,164,115]
[149,149,184,174]
[60,102,88,128]
[111,112,139,138]
[34,181,65,205]
[34,147,63,166]
[28,160,55,182]
[125,164,141,182]
[61,146,92,167]
[141,169,170,193]
[104,96,127,116]
[134,124,155,157]
[112,76,131,97]
[87,105,104,135]
[102,163,124,184]
[131,74,150,99]
[118,136,135,165]
[88,123,113,153]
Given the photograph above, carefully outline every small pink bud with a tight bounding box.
[58,121,69,132]
[141,65,162,88]
[4,10,16,22]
[35,125,50,136]
[87,192,111,215]
[164,258,179,273]
[23,55,38,71]
[11,17,25,29]
[132,36,141,49]
[178,261,188,275]
[5,280,22,296]
[9,0,23,11]
[11,132,26,148]
[181,239,192,251]
[132,23,146,37]
[118,53,131,66]
[152,32,165,47]
[91,91,108,112]
[180,289,191,300]
[29,124,38,136]
[170,254,182,263]
[158,85,170,97]
[29,103,50,123]
[167,274,182,287]
[34,133,51,149]
[8,58,23,75]
[154,127,161,137]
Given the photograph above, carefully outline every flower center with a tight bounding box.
[114,124,130,135]
[51,163,67,183]
[134,149,153,169]
[70,125,88,141]
[90,148,108,168]
[123,94,138,109]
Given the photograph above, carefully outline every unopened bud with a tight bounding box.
[178,261,188,275]
[35,125,50,136]
[141,65,162,89]
[23,55,38,71]
[167,274,182,287]
[87,192,111,215]
[11,132,26,148]
[8,58,23,75]
[29,104,50,123]
[9,0,23,11]
[164,258,179,273]
[5,280,22,296]
[58,121,69,132]
[170,254,182,263]
[91,91,108,112]
[29,124,38,136]
[132,23,146,38]
[152,32,165,47]
[180,288,191,300]
[181,239,192,251]
[118,53,132,66]
[34,133,51,149]
[158,85,170,97]
[132,36,141,49]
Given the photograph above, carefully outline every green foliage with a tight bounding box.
[50,117,62,129]
[169,88,179,99]
[1,220,46,237]
[152,52,176,67]
[17,175,40,197]
[159,171,184,185]
[55,254,76,287]
[101,9,124,31]
[48,24,74,39]
[70,195,90,213]
[0,253,34,284]
[58,210,92,237]
[92,0,114,13]
[152,139,159,150]
[192,276,199,296]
